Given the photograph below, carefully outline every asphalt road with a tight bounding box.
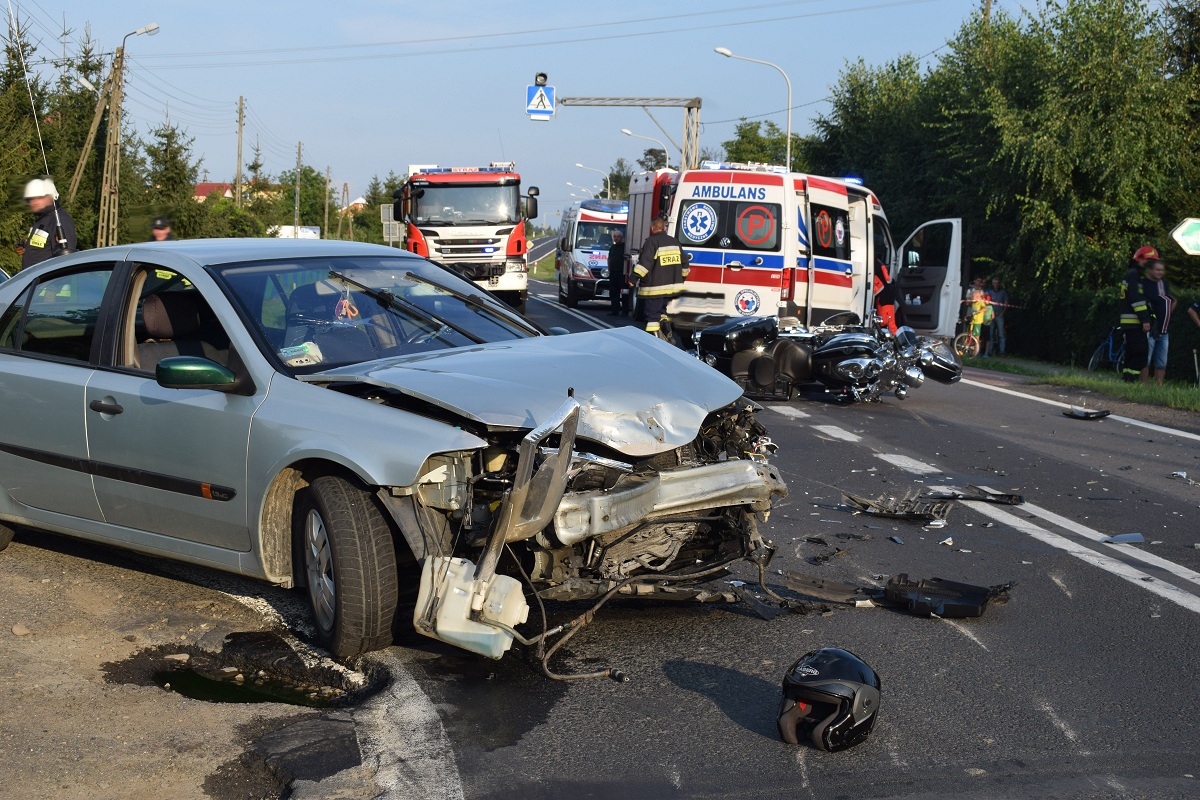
[4,276,1199,799]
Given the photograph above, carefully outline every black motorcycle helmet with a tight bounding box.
[778,647,881,751]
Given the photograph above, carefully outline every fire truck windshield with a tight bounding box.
[413,184,521,226]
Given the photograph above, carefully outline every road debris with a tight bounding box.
[924,486,1025,505]
[938,537,954,546]
[1063,406,1111,420]
[730,584,786,620]
[883,574,1015,618]
[11,623,30,636]
[777,570,873,605]
[807,547,850,566]
[1102,533,1145,543]
[1170,471,1200,486]
[843,491,954,521]
[889,535,905,545]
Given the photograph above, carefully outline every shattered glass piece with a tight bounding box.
[889,535,904,544]
[938,537,954,546]
[1103,533,1145,543]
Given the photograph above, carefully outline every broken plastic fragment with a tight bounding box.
[938,537,954,546]
[889,535,904,544]
[926,519,947,528]
[1063,406,1111,420]
[1102,533,1145,544]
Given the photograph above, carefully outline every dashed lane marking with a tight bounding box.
[765,405,811,420]
[811,425,861,442]
[873,453,941,475]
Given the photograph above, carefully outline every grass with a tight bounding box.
[960,354,1200,412]
[529,252,556,282]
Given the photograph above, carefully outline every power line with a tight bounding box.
[123,0,942,70]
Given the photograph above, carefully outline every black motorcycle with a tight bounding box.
[692,313,962,403]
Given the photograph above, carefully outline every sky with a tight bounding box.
[9,0,1034,225]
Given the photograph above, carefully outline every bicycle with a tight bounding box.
[1087,326,1125,373]
[953,331,980,358]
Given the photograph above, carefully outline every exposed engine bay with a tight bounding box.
[369,393,787,675]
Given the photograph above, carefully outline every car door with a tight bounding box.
[83,261,260,552]
[0,264,115,521]
[893,219,964,338]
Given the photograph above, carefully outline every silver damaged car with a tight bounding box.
[0,240,786,665]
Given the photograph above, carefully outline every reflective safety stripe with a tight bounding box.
[645,321,661,332]
[638,282,686,297]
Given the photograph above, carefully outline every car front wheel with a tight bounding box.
[0,523,13,553]
[299,475,398,660]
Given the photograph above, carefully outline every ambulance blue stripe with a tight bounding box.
[810,255,852,274]
[796,208,809,248]
[685,250,786,269]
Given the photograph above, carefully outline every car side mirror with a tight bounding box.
[156,356,240,392]
[526,196,539,220]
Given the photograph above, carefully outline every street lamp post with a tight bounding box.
[575,163,610,199]
[620,128,671,169]
[714,47,792,172]
[96,21,160,247]
[566,181,598,198]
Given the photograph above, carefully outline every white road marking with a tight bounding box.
[354,651,465,800]
[1050,574,1073,599]
[766,405,811,420]
[958,499,1200,615]
[874,453,941,475]
[938,617,989,651]
[528,294,612,330]
[1014,499,1200,589]
[961,378,1200,443]
[1036,699,1089,754]
[811,425,861,442]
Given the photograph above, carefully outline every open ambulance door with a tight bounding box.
[893,219,962,338]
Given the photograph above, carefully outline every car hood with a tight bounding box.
[304,327,742,457]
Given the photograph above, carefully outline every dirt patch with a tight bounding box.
[0,531,354,800]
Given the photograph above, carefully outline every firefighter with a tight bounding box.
[18,177,76,269]
[631,216,688,338]
[1118,246,1156,382]
[873,256,900,334]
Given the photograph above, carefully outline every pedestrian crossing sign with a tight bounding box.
[526,84,555,120]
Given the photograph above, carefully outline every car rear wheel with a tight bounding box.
[299,475,398,660]
[0,524,13,552]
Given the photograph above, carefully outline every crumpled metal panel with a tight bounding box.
[302,327,742,457]
[553,460,788,545]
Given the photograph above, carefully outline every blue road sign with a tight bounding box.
[526,84,555,120]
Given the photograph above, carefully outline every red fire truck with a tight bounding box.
[394,163,539,313]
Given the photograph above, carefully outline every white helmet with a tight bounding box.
[23,178,59,200]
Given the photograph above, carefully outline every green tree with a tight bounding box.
[636,147,667,171]
[607,157,634,199]
[720,120,807,170]
[277,164,336,233]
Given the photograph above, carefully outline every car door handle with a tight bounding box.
[728,261,745,270]
[89,399,123,415]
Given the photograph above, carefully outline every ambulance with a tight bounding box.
[657,161,963,338]
[555,198,628,308]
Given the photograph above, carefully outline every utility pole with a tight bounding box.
[96,46,126,248]
[323,165,331,239]
[95,23,159,247]
[67,68,115,208]
[293,142,302,238]
[336,182,349,240]
[235,96,244,207]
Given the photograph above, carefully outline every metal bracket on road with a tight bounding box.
[923,485,1024,505]
[843,491,954,521]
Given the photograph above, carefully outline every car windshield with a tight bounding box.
[412,184,521,226]
[213,256,539,375]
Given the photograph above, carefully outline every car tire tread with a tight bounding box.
[302,475,398,660]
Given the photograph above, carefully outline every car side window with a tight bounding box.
[0,266,113,362]
[120,266,232,372]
